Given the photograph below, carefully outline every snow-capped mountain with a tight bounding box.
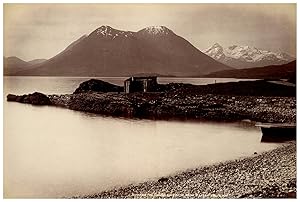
[93,25,134,39]
[14,25,231,77]
[139,26,173,35]
[204,43,295,69]
[91,25,172,39]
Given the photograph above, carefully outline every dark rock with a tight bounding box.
[73,79,124,94]
[287,191,296,198]
[158,177,168,183]
[27,92,52,105]
[254,152,257,155]
[7,94,17,101]
[16,95,26,102]
[6,92,51,105]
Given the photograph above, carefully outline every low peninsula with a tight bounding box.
[7,79,296,123]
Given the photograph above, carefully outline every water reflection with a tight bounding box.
[3,77,280,198]
[4,101,282,198]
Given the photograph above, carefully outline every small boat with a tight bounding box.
[256,123,296,142]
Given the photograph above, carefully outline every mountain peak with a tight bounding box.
[139,26,173,35]
[212,43,222,48]
[95,25,118,35]
[97,25,114,31]
[204,43,225,61]
[91,25,134,39]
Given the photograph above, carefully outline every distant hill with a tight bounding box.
[13,25,231,77]
[4,57,47,75]
[4,57,29,75]
[204,60,296,82]
[204,43,295,69]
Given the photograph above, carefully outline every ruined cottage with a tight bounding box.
[124,76,158,93]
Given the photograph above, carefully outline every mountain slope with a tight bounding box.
[204,60,296,81]
[204,43,295,69]
[14,26,231,77]
[27,59,47,65]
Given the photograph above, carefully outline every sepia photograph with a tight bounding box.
[2,2,297,199]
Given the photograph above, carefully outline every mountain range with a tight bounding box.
[9,26,231,77]
[204,43,294,69]
[4,57,46,75]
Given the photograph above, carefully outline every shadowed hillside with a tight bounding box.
[204,61,296,82]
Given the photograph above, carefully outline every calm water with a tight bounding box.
[4,76,258,94]
[4,77,278,198]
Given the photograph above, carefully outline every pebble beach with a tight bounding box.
[84,142,296,199]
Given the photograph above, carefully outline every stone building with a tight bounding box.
[124,76,158,93]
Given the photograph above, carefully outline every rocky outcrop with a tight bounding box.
[6,92,51,105]
[6,79,296,123]
[46,91,296,123]
[73,79,124,94]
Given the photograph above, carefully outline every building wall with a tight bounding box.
[124,77,158,93]
[124,80,131,93]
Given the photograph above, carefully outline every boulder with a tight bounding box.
[158,177,169,183]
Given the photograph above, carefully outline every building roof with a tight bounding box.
[124,76,157,81]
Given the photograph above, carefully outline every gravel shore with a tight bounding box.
[83,142,296,199]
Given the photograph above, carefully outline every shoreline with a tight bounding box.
[81,142,296,199]
[6,79,296,123]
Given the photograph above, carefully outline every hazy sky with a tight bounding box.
[4,3,296,61]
